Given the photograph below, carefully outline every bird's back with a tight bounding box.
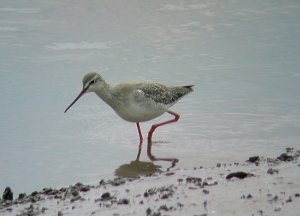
[113,82,193,104]
[138,83,193,105]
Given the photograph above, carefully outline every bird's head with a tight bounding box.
[82,72,105,92]
[64,72,104,113]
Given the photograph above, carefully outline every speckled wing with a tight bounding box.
[137,83,194,106]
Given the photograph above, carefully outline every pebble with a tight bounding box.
[70,195,81,203]
[18,193,26,200]
[226,171,254,180]
[202,189,209,194]
[248,156,260,163]
[2,187,13,201]
[286,196,292,203]
[117,198,129,205]
[267,168,279,175]
[277,153,294,161]
[274,207,281,212]
[101,192,112,201]
[203,200,208,211]
[158,204,169,211]
[186,177,202,186]
[165,172,175,176]
[246,194,253,199]
[268,195,279,203]
[31,191,38,196]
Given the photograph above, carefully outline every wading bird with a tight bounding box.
[64,72,193,143]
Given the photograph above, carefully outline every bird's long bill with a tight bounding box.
[64,87,88,113]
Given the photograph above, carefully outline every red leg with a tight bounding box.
[147,111,180,143]
[136,122,143,143]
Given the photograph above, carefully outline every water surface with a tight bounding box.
[0,0,299,194]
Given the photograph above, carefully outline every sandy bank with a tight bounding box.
[1,148,299,216]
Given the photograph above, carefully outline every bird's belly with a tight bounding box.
[113,104,166,122]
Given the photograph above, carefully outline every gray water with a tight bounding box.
[1,0,299,195]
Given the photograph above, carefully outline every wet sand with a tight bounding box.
[1,148,299,216]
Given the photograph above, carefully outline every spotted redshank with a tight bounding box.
[64,72,193,143]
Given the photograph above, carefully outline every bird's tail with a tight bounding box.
[182,85,194,92]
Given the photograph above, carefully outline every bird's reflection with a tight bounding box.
[115,160,162,178]
[115,141,178,178]
[146,140,179,168]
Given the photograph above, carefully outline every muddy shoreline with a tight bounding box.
[1,148,299,216]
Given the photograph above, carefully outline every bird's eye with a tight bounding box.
[90,80,95,85]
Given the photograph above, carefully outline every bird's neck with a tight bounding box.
[94,82,116,107]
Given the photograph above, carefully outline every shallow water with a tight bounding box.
[0,0,299,195]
